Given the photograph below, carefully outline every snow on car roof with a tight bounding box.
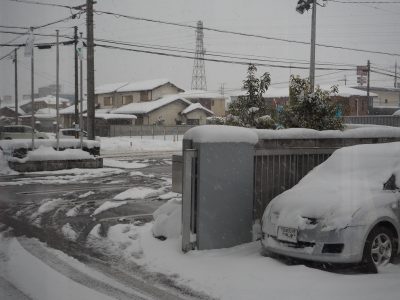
[181,103,214,116]
[111,94,191,115]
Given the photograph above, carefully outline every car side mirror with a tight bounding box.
[383,174,398,191]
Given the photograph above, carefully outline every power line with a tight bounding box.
[95,42,355,71]
[330,0,400,4]
[93,9,400,57]
[6,0,85,10]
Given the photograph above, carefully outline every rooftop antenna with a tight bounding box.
[191,21,207,91]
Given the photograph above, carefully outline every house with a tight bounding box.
[95,79,184,108]
[353,86,400,114]
[112,94,193,125]
[228,85,374,116]
[20,107,57,132]
[180,103,214,125]
[179,90,226,116]
[59,100,87,129]
[20,95,70,114]
[0,106,25,125]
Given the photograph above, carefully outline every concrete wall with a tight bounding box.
[9,158,103,172]
[373,90,400,107]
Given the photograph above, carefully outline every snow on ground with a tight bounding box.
[85,197,400,300]
[65,205,82,217]
[157,192,181,200]
[0,168,125,186]
[78,191,95,198]
[30,198,64,223]
[100,136,182,154]
[91,201,128,216]
[103,158,149,169]
[113,187,164,201]
[61,223,79,241]
[0,233,114,300]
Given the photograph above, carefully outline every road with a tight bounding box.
[0,154,208,300]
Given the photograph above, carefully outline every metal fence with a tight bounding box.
[344,115,400,127]
[253,148,333,221]
[105,124,195,137]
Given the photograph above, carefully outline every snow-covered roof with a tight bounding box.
[95,79,182,94]
[82,113,137,120]
[111,94,191,115]
[35,107,57,117]
[33,95,70,104]
[59,101,87,115]
[229,85,377,98]
[181,103,214,116]
[180,90,226,99]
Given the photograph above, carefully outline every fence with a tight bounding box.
[344,115,400,127]
[103,124,196,137]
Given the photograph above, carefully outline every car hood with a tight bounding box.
[263,142,400,231]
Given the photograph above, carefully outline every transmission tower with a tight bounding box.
[191,21,207,90]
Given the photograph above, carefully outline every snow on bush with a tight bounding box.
[12,145,95,162]
[152,197,182,239]
[0,150,17,175]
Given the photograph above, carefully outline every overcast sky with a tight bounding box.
[0,0,399,99]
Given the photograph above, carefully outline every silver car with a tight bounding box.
[0,125,48,140]
[261,142,400,269]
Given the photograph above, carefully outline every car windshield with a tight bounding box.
[1,1,400,300]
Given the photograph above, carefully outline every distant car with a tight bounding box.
[0,125,48,140]
[261,142,400,270]
[59,128,87,139]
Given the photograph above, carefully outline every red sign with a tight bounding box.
[357,66,368,76]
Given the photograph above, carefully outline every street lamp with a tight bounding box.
[296,0,326,92]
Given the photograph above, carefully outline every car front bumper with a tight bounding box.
[261,225,367,264]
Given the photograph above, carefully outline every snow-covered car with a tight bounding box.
[0,125,48,140]
[261,142,400,269]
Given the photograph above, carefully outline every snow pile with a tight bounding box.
[65,205,82,217]
[0,139,100,151]
[30,198,63,222]
[87,224,144,259]
[158,191,181,200]
[113,186,164,200]
[78,191,95,198]
[0,150,17,175]
[91,201,127,216]
[61,223,79,241]
[13,146,95,162]
[103,159,149,169]
[152,197,182,239]
[184,125,258,144]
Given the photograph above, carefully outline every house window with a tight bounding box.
[123,95,133,105]
[136,116,144,125]
[140,91,149,101]
[104,97,111,106]
[187,119,200,125]
[385,99,388,104]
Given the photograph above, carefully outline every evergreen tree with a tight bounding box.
[279,76,344,131]
[227,64,275,128]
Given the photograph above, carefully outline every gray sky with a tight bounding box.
[1,0,399,99]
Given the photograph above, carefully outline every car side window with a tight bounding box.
[383,174,398,191]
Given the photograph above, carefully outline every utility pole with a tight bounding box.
[79,32,84,148]
[74,26,79,138]
[30,28,35,149]
[13,48,18,124]
[86,0,95,140]
[56,30,60,150]
[309,0,317,92]
[367,60,371,114]
[395,61,398,88]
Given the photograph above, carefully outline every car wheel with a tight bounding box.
[363,226,396,269]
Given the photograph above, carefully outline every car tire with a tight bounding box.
[362,225,397,272]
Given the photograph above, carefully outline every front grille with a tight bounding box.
[322,243,344,254]
[270,235,315,248]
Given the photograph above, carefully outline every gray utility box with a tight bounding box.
[182,140,255,251]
